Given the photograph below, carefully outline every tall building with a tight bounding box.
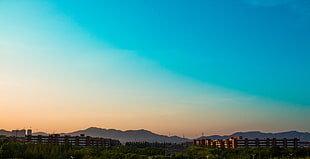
[26,129,32,136]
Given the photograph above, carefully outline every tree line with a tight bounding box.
[1,139,310,159]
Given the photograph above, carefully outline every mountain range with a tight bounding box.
[1,127,310,143]
[198,131,310,142]
[63,127,190,144]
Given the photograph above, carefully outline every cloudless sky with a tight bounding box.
[0,0,309,138]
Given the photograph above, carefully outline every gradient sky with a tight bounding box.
[0,0,309,138]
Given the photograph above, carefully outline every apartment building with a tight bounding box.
[194,136,299,148]
[25,134,121,147]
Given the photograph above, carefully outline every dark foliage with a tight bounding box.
[0,140,310,159]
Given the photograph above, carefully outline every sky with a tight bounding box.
[0,0,309,138]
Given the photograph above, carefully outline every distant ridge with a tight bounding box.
[198,131,310,142]
[65,127,190,143]
[1,128,310,143]
[33,132,48,136]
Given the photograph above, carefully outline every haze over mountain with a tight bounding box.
[2,127,309,143]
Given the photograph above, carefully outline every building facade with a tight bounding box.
[25,134,121,147]
[194,136,299,148]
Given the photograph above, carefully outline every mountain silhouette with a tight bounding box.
[65,127,189,143]
[198,131,310,142]
[1,128,310,143]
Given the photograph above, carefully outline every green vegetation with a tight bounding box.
[1,139,310,159]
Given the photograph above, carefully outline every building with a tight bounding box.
[194,136,299,148]
[26,129,32,136]
[12,129,26,137]
[25,134,121,147]
[1,129,121,147]
[9,129,27,142]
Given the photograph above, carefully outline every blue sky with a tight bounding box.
[52,0,310,105]
[0,0,309,137]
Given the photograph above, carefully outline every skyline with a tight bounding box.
[0,0,310,138]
